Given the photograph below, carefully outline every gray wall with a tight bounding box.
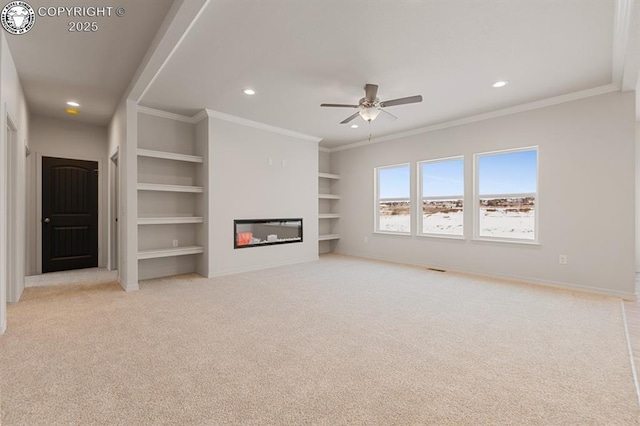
[27,115,108,276]
[0,33,30,332]
[209,117,319,276]
[333,91,636,298]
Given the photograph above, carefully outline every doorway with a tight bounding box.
[42,156,99,273]
[109,148,118,271]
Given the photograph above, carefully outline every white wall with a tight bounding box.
[208,116,319,276]
[108,101,125,281]
[636,121,640,272]
[333,91,636,298]
[0,33,30,333]
[26,115,108,275]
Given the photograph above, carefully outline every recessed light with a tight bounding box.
[492,80,508,88]
[350,124,359,129]
[243,89,256,95]
[66,101,80,107]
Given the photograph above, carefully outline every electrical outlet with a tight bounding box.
[281,159,286,167]
[172,239,179,247]
[364,236,369,243]
[268,157,273,166]
[559,254,567,265]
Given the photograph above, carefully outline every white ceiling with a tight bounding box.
[140,0,618,148]
[4,0,631,146]
[6,0,174,125]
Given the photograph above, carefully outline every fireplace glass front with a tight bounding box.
[234,219,303,249]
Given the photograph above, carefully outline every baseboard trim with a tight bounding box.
[621,303,640,407]
[209,256,319,278]
[120,279,139,292]
[336,251,637,300]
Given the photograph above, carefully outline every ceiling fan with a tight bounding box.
[321,84,423,124]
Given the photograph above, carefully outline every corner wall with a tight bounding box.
[0,33,29,333]
[333,91,636,298]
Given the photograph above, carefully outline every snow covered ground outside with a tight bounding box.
[379,209,534,239]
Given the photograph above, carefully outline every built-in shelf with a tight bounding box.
[137,148,203,163]
[138,183,203,193]
[319,172,340,180]
[137,246,204,260]
[318,193,340,200]
[138,217,204,225]
[318,169,340,252]
[319,214,340,219]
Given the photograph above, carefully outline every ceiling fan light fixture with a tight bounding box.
[358,104,381,122]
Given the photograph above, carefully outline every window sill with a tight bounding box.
[373,231,411,237]
[472,237,540,246]
[417,234,465,241]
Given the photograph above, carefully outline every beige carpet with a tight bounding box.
[1,254,639,425]
[25,267,117,288]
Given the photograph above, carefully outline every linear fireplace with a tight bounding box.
[234,219,303,249]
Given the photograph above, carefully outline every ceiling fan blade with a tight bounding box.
[379,95,423,108]
[380,109,398,120]
[364,84,378,103]
[320,103,359,108]
[340,112,360,124]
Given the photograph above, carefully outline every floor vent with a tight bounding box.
[427,267,446,273]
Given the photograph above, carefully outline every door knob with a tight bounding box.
[43,217,50,223]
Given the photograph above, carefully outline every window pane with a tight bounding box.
[478,197,535,239]
[420,157,464,236]
[378,165,410,233]
[423,199,463,235]
[422,159,463,197]
[478,150,537,195]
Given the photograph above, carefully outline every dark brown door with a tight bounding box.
[42,157,98,273]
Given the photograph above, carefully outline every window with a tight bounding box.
[475,147,538,242]
[418,157,464,237]
[375,163,410,234]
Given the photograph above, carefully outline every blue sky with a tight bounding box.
[478,150,537,195]
[379,150,537,199]
[422,159,464,197]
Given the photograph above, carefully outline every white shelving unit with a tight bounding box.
[138,246,204,260]
[318,234,340,241]
[137,148,203,163]
[138,217,204,225]
[318,213,340,219]
[137,183,203,193]
[137,120,206,279]
[318,193,340,200]
[318,171,340,249]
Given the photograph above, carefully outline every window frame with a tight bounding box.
[417,155,465,239]
[473,146,539,245]
[374,162,412,235]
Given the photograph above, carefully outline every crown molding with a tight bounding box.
[318,146,331,153]
[329,84,620,153]
[191,109,208,123]
[612,0,638,90]
[204,109,322,143]
[137,106,195,123]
